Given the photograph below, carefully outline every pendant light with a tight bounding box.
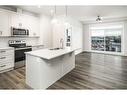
[51,6,58,23]
[96,16,102,22]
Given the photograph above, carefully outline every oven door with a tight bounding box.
[15,48,32,69]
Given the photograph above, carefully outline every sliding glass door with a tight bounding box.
[91,30,105,51]
[105,29,121,52]
[91,23,123,53]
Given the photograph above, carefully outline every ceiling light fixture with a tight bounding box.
[96,16,102,22]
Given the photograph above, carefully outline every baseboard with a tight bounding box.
[0,67,14,73]
[75,48,83,55]
[83,50,127,57]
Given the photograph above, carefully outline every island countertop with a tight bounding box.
[25,48,77,60]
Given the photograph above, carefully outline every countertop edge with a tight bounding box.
[25,49,76,60]
[0,47,14,50]
[31,45,44,47]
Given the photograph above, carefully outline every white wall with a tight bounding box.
[83,24,91,52]
[123,21,127,56]
[39,15,52,48]
[52,16,83,55]
[69,18,83,54]
[52,17,65,48]
[83,21,127,56]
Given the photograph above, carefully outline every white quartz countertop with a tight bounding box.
[25,48,77,60]
[31,44,44,47]
[0,47,14,50]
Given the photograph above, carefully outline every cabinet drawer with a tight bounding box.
[0,58,14,65]
[0,50,14,56]
[0,62,14,71]
[0,55,14,64]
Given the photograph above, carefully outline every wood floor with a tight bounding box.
[0,52,127,89]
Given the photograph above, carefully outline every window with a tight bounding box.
[90,23,123,53]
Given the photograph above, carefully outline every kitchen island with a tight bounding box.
[25,48,75,89]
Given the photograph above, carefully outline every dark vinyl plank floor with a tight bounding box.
[0,52,127,89]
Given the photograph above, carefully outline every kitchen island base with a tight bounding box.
[26,51,75,89]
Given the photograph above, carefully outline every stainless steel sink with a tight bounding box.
[49,48,61,50]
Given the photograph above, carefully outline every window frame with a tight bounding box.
[89,22,124,55]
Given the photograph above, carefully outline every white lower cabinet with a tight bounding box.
[62,52,75,76]
[26,51,75,89]
[0,48,14,73]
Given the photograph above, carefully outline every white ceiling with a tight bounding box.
[16,6,127,23]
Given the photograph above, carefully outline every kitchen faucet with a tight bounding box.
[60,38,64,49]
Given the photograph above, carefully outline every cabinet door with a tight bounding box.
[11,13,28,28]
[19,14,29,29]
[11,13,40,36]
[0,11,10,36]
[11,13,20,28]
[62,52,75,76]
[27,16,40,36]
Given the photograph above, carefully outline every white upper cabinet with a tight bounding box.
[0,10,10,36]
[11,13,20,28]
[26,15,40,37]
[0,9,40,37]
[11,13,40,37]
[11,13,28,28]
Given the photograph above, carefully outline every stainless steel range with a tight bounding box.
[8,40,32,69]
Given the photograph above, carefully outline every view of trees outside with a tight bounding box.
[105,36,121,52]
[91,26,122,53]
[91,37,104,51]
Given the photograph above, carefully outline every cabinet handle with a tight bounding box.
[0,65,6,67]
[0,57,6,59]
[0,51,6,53]
[0,31,2,35]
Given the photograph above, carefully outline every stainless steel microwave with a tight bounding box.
[11,27,29,36]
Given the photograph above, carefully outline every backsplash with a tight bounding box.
[0,37,40,47]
